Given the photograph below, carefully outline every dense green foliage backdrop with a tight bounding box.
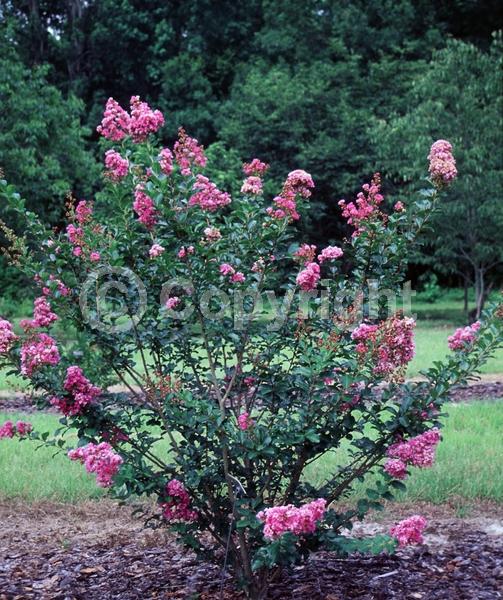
[0,0,502,303]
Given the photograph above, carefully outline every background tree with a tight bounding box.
[374,36,503,318]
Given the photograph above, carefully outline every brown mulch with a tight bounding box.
[0,500,502,599]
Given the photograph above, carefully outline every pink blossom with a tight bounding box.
[104,149,129,181]
[133,184,157,229]
[448,321,480,351]
[20,333,60,376]
[237,412,253,430]
[394,201,405,212]
[267,194,300,221]
[66,224,84,246]
[390,515,427,547]
[161,479,198,522]
[383,458,408,480]
[15,421,33,436]
[178,245,194,259]
[387,429,441,469]
[149,244,165,258]
[159,148,173,175]
[165,297,180,310]
[428,140,457,187]
[241,176,263,195]
[97,97,131,141]
[68,442,123,487]
[204,227,222,243]
[257,498,326,541]
[174,127,207,175]
[21,297,58,330]
[75,200,93,224]
[352,315,415,376]
[231,272,245,283]
[73,246,82,257]
[129,96,164,142]
[339,173,384,235]
[50,366,101,416]
[318,246,343,264]
[283,169,315,198]
[189,175,231,212]
[243,158,269,176]
[89,252,100,262]
[220,263,235,276]
[0,319,17,354]
[296,262,320,291]
[294,244,317,264]
[0,421,15,439]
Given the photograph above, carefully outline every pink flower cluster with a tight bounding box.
[448,321,480,351]
[159,148,173,176]
[0,420,33,439]
[97,98,131,141]
[97,96,164,143]
[267,195,300,221]
[0,319,17,354]
[428,140,457,187]
[296,262,320,291]
[294,244,317,264]
[284,170,315,198]
[204,227,222,243]
[178,245,195,259]
[161,479,198,522]
[243,159,269,176]
[174,127,207,175]
[104,149,129,181]
[318,245,343,264]
[129,95,165,142]
[237,411,253,430]
[133,184,158,229]
[68,442,123,487]
[220,263,245,283]
[165,297,180,310]
[241,176,263,195]
[21,297,58,330]
[45,275,71,297]
[267,169,314,222]
[384,428,441,480]
[20,333,60,376]
[339,173,384,235]
[390,515,427,547]
[50,366,102,416]
[149,243,165,258]
[75,200,93,224]
[257,498,326,541]
[352,315,416,376]
[189,175,231,212]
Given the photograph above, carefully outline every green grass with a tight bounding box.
[305,400,503,504]
[407,323,503,377]
[0,412,105,502]
[1,401,502,504]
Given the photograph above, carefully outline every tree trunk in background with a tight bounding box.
[66,0,85,83]
[27,0,46,64]
[463,275,469,316]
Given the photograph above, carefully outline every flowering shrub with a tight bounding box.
[0,95,502,599]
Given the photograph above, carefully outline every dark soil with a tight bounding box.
[0,500,502,599]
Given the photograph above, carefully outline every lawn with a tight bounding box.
[1,400,502,504]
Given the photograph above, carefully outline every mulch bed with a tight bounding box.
[0,501,502,599]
